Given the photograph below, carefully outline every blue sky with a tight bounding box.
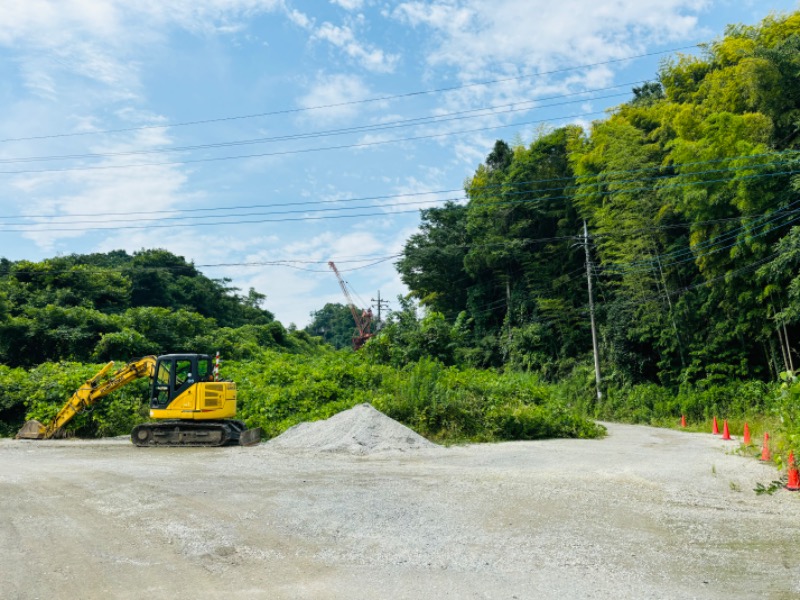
[0,0,797,327]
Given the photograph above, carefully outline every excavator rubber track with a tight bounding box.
[131,420,261,447]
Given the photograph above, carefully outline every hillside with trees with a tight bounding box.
[0,249,316,367]
[396,12,800,390]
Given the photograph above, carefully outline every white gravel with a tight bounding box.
[1,422,799,599]
[267,403,439,455]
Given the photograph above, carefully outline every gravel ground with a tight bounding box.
[1,422,799,599]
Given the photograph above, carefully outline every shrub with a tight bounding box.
[6,349,604,444]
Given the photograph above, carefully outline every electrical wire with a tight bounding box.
[2,148,796,221]
[0,109,612,176]
[0,45,700,145]
[610,250,781,307]
[0,88,640,165]
[601,203,800,273]
[3,163,796,232]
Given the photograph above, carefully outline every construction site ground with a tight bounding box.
[2,422,799,599]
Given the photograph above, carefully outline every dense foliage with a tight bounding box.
[0,249,317,366]
[396,12,800,388]
[0,362,150,438]
[304,302,359,350]
[2,350,604,443]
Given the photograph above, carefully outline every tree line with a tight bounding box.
[0,248,316,367]
[392,11,800,387]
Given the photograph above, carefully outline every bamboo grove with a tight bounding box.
[395,11,800,388]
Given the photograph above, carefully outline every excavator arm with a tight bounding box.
[16,356,157,440]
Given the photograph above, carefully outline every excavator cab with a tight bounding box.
[150,354,213,409]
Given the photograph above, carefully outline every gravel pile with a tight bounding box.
[266,403,439,455]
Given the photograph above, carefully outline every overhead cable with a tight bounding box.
[0,45,699,144]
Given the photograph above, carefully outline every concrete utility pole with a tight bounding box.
[584,220,602,400]
[371,290,390,328]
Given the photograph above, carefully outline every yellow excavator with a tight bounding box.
[15,353,261,447]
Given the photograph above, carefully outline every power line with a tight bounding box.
[0,45,699,145]
[0,109,612,176]
[3,165,796,232]
[0,88,641,165]
[601,201,800,273]
[2,147,796,222]
[610,251,781,307]
[598,217,799,277]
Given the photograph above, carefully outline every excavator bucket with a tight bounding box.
[238,427,262,447]
[15,420,47,440]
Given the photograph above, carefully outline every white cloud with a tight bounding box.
[376,171,452,213]
[386,0,710,176]
[287,5,398,73]
[13,133,190,250]
[217,229,397,326]
[0,0,285,44]
[298,73,374,123]
[313,22,398,72]
[0,0,290,251]
[393,0,708,76]
[331,0,365,10]
[283,230,386,260]
[0,0,286,102]
[287,8,312,28]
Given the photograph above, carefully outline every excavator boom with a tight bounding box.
[16,357,156,440]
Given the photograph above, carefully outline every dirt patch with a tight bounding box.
[2,423,800,599]
[266,403,439,455]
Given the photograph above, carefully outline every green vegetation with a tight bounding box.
[4,11,800,453]
[0,362,149,438]
[304,303,359,350]
[1,351,603,443]
[236,350,603,442]
[392,12,800,451]
[0,249,317,367]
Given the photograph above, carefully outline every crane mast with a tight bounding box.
[328,261,373,349]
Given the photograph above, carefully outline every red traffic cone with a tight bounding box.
[743,422,751,445]
[786,452,800,492]
[722,420,732,441]
[760,432,770,462]
[681,415,687,428]
[712,416,719,435]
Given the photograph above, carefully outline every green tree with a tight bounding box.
[305,303,358,349]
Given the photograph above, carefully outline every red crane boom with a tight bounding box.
[328,261,373,349]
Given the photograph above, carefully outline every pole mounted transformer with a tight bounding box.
[328,261,374,350]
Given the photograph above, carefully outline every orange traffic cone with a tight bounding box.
[712,416,719,435]
[743,422,751,445]
[722,420,732,440]
[681,415,687,428]
[760,432,771,462]
[786,452,800,492]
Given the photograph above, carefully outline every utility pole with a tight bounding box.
[584,220,602,400]
[506,277,513,346]
[371,290,390,329]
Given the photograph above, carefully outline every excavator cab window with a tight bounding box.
[150,354,210,408]
[174,359,194,395]
[153,361,172,408]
